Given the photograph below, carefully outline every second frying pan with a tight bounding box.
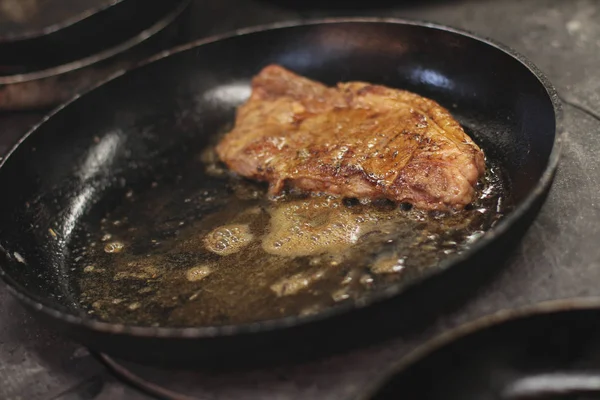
[0,0,181,73]
[0,0,191,110]
[0,19,561,363]
[362,299,600,400]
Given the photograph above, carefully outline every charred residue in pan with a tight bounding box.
[71,133,511,327]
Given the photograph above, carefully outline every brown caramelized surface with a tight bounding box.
[217,65,485,210]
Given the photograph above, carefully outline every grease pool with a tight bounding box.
[73,149,511,327]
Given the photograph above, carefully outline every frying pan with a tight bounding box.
[0,19,561,363]
[360,298,600,400]
[0,0,181,73]
[0,0,191,109]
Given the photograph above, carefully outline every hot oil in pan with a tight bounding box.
[74,147,511,327]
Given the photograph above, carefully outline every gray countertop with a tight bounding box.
[1,0,599,399]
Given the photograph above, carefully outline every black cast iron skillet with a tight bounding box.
[0,0,191,110]
[0,19,561,364]
[361,298,600,400]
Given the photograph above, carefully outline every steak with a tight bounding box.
[216,65,485,210]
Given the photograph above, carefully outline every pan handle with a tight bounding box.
[501,372,600,399]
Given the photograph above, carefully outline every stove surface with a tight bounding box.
[1,0,599,399]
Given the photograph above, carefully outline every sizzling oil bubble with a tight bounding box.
[204,224,254,256]
[113,260,160,281]
[332,287,351,302]
[104,241,124,253]
[360,274,374,286]
[262,197,390,257]
[186,265,213,282]
[371,254,406,274]
[270,269,326,297]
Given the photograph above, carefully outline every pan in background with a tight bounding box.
[361,298,600,400]
[0,0,191,110]
[0,19,561,363]
[0,0,125,41]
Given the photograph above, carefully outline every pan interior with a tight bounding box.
[70,141,509,327]
[0,22,556,328]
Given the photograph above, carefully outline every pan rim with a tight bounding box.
[0,0,191,84]
[0,0,130,43]
[0,17,563,339]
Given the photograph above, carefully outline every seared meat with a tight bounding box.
[216,65,485,210]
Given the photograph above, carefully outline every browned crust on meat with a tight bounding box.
[216,65,485,210]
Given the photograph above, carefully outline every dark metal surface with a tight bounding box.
[361,299,600,400]
[0,0,181,70]
[0,0,115,40]
[0,0,191,110]
[0,0,598,399]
